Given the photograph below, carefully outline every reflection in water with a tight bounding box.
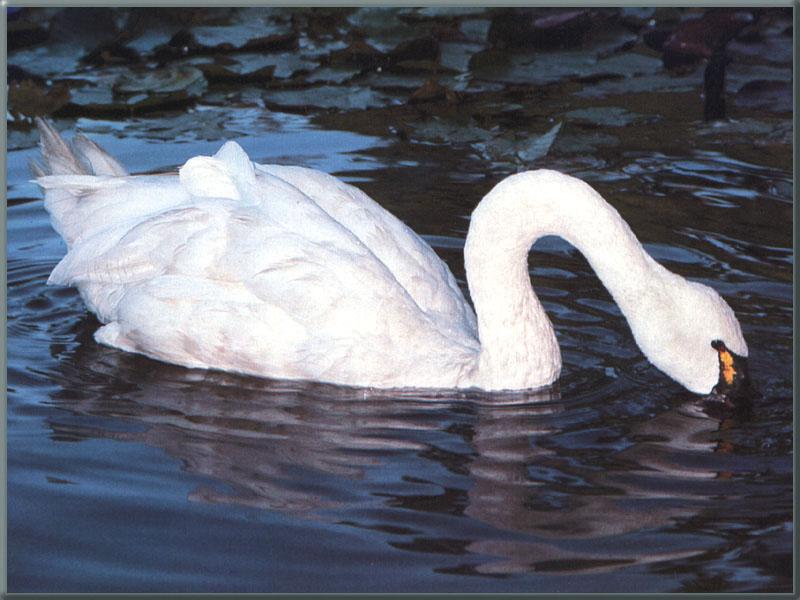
[8,7,791,591]
[464,401,746,575]
[45,329,761,580]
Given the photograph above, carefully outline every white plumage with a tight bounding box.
[33,119,747,393]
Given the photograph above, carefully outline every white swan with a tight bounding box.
[32,119,749,394]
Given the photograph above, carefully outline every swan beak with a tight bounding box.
[710,340,752,400]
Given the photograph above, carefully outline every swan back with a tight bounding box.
[255,163,478,342]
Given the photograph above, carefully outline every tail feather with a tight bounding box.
[73,133,128,177]
[28,157,47,178]
[33,117,128,177]
[33,119,132,248]
[34,117,90,175]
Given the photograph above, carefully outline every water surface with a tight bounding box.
[7,7,793,593]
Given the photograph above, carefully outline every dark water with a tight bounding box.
[7,7,793,593]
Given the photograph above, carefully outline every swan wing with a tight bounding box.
[47,205,215,286]
[256,164,478,340]
[35,123,475,342]
[238,235,472,385]
[37,173,189,247]
[91,203,475,387]
[42,142,477,386]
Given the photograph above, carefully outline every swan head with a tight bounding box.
[709,339,751,399]
[629,277,749,397]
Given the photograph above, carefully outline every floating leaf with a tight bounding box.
[114,65,207,95]
[7,79,71,118]
[407,78,458,104]
[347,8,431,52]
[196,62,275,84]
[439,41,483,73]
[9,43,84,78]
[565,106,646,127]
[487,9,605,50]
[734,80,792,113]
[305,67,361,85]
[409,117,496,144]
[388,36,440,63]
[471,122,562,167]
[153,27,298,62]
[82,41,142,66]
[327,40,385,69]
[411,7,489,19]
[516,121,562,163]
[551,130,619,155]
[264,86,393,112]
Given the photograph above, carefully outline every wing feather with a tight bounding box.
[49,207,212,285]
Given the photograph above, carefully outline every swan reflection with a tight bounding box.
[464,399,744,574]
[47,343,748,576]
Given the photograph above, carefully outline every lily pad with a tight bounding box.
[196,62,275,84]
[194,52,314,81]
[727,13,793,65]
[551,129,618,155]
[408,117,497,144]
[191,15,292,49]
[114,65,207,95]
[9,43,84,78]
[723,61,793,91]
[239,32,299,54]
[565,106,647,127]
[734,80,792,113]
[347,7,433,53]
[264,85,394,112]
[411,7,489,19]
[619,7,656,27]
[407,78,459,104]
[472,121,563,166]
[7,79,71,119]
[82,41,142,66]
[515,121,563,163]
[487,9,608,50]
[304,66,361,85]
[387,36,440,63]
[359,71,431,93]
[439,41,484,73]
[63,85,202,116]
[472,45,663,88]
[327,40,386,69]
[152,27,298,62]
[256,52,320,79]
[574,55,697,98]
[529,10,596,48]
[56,66,207,116]
[460,18,491,43]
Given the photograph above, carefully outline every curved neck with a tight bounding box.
[464,170,661,390]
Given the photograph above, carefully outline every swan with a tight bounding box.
[32,118,749,395]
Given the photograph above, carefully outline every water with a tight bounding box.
[7,7,793,593]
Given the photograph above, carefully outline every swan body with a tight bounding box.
[33,119,747,394]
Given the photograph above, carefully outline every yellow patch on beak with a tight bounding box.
[718,348,736,385]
